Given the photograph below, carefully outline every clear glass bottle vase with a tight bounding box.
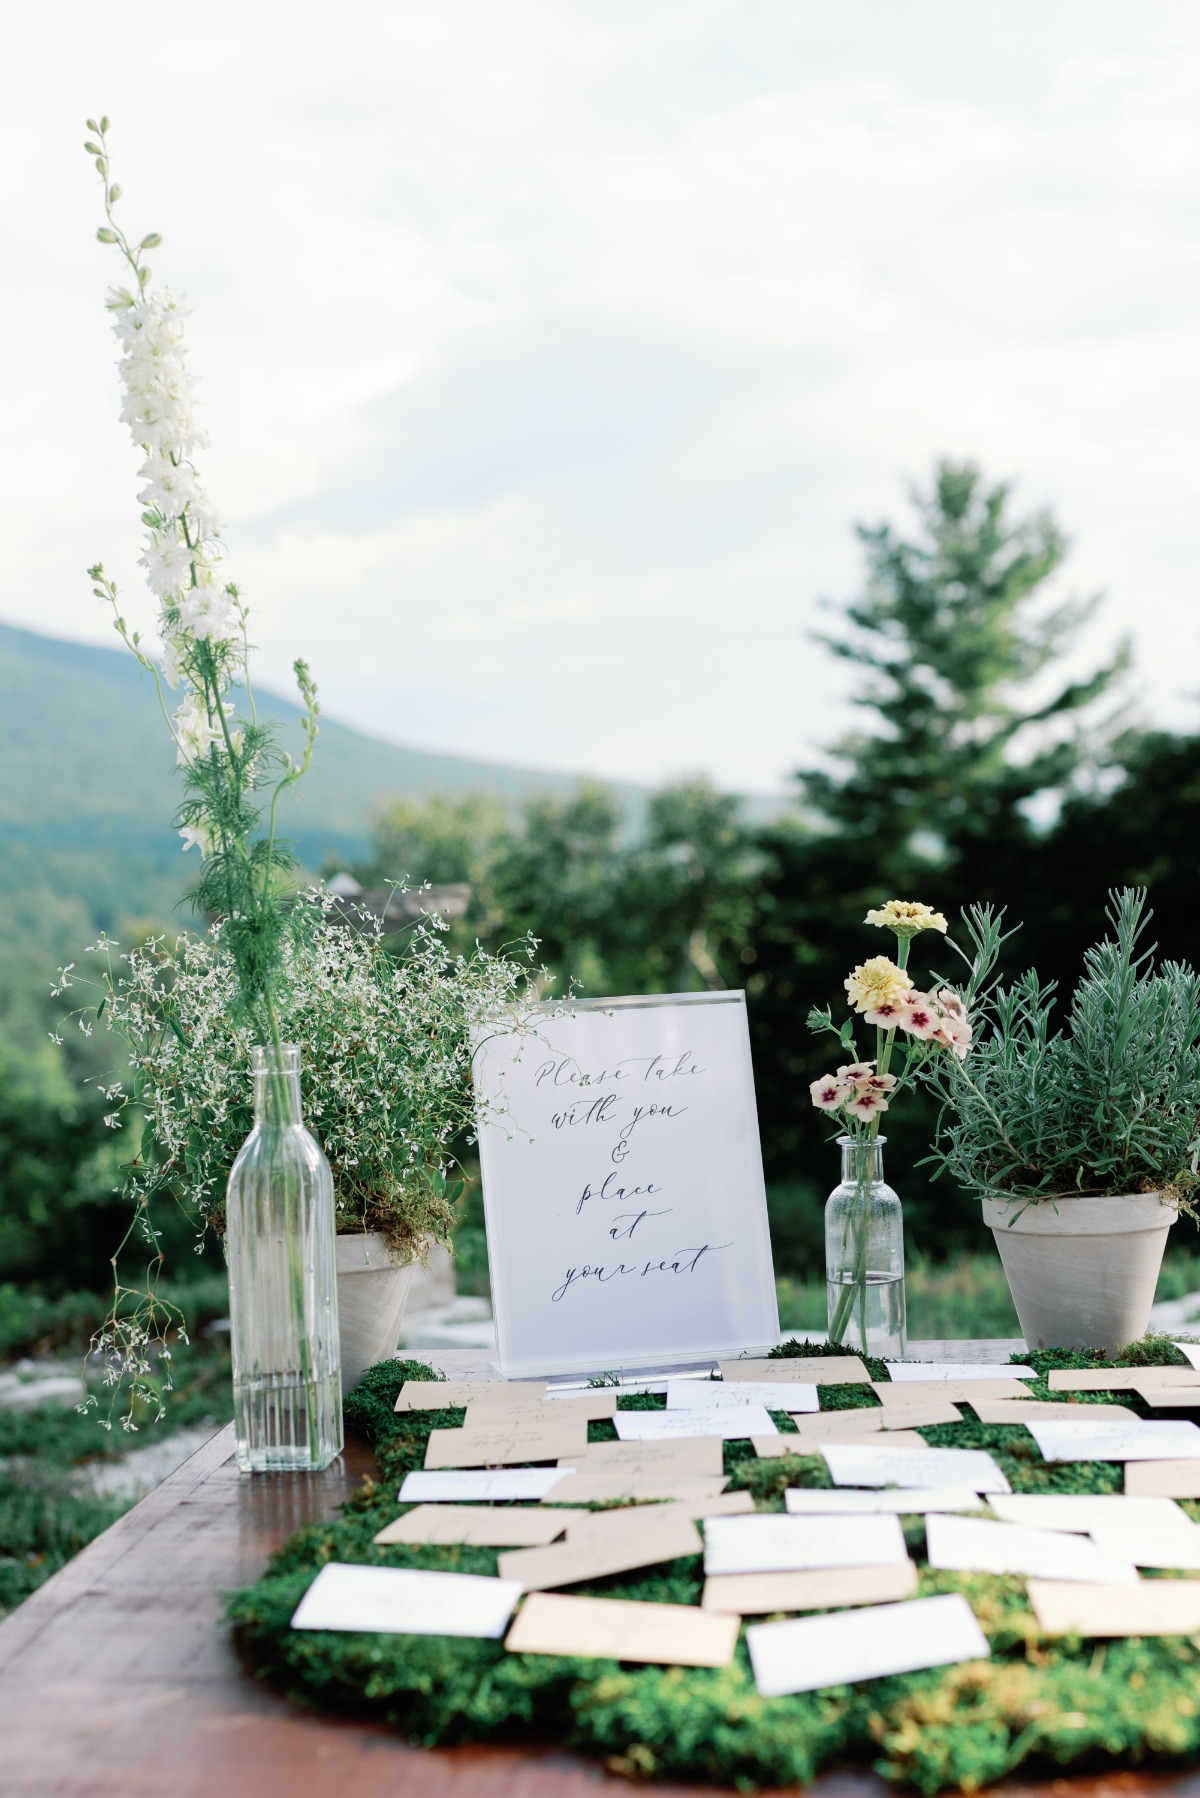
[225,1043,343,1473]
[825,1134,906,1358]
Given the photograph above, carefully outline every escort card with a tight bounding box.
[533,1391,619,1420]
[424,1414,589,1468]
[374,1506,578,1547]
[989,1493,1193,1533]
[1125,1460,1200,1497]
[755,1429,930,1457]
[1028,1579,1200,1637]
[969,1399,1137,1425]
[785,1485,984,1515]
[821,1443,1011,1493]
[290,1563,522,1637]
[702,1512,907,1575]
[497,1506,702,1590]
[1086,1521,1200,1569]
[701,1562,919,1614]
[613,1406,777,1440]
[883,1362,1035,1382]
[872,1379,1029,1405]
[924,1512,1138,1585]
[720,1355,870,1385]
[1172,1342,1200,1371]
[745,1593,990,1697]
[755,1409,884,1443]
[399,1468,571,1503]
[1048,1367,1200,1392]
[395,1380,546,1412]
[847,1397,963,1428]
[541,1471,731,1505]
[563,1490,755,1532]
[557,1437,724,1476]
[1026,1419,1200,1463]
[473,992,779,1377]
[666,1379,819,1414]
[506,1591,740,1666]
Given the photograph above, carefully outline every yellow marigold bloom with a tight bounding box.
[864,899,948,937]
[844,956,911,1015]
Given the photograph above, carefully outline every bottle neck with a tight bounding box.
[251,1044,303,1127]
[839,1134,885,1187]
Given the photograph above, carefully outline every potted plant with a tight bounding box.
[923,889,1199,1353]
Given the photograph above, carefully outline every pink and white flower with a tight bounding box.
[810,1075,850,1112]
[837,1062,876,1085]
[846,1088,889,1120]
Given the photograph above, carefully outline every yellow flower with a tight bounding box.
[864,899,948,938]
[844,956,912,1015]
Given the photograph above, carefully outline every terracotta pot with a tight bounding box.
[334,1231,415,1393]
[982,1191,1178,1355]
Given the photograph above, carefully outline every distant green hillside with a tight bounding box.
[0,620,650,977]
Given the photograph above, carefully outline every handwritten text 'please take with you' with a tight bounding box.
[534,1051,731,1304]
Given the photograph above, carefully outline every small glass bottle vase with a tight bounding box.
[825,1134,906,1358]
[225,1044,343,1473]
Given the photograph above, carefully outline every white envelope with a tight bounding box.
[666,1379,819,1415]
[703,1511,906,1575]
[614,1407,777,1441]
[924,1512,1138,1585]
[988,1494,1194,1534]
[1172,1343,1200,1372]
[746,1592,990,1697]
[821,1443,1011,1493]
[882,1362,1035,1382]
[398,1468,574,1502]
[785,1485,984,1516]
[1026,1419,1200,1463]
[290,1563,522,1637]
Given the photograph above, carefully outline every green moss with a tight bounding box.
[228,1342,1200,1790]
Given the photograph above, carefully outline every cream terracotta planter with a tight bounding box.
[982,1191,1178,1354]
[335,1231,415,1394]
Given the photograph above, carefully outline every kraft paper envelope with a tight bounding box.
[399,1468,572,1503]
[1126,1459,1200,1497]
[703,1512,907,1576]
[666,1379,819,1414]
[396,1380,547,1412]
[871,1379,1029,1405]
[883,1362,1035,1382]
[990,1493,1193,1533]
[822,1443,1011,1492]
[535,1391,619,1420]
[1027,1419,1200,1463]
[505,1591,740,1667]
[785,1484,984,1515]
[720,1355,870,1385]
[290,1563,522,1638]
[1048,1367,1200,1392]
[746,1592,990,1698]
[425,1414,589,1468]
[498,1508,702,1589]
[374,1505,580,1548]
[702,1561,919,1614]
[846,1398,963,1428]
[755,1429,930,1458]
[613,1406,777,1441]
[756,1409,884,1443]
[563,1492,754,1537]
[1028,1579,1200,1637]
[556,1437,724,1476]
[924,1512,1138,1585]
[541,1471,730,1506]
[969,1399,1137,1424]
[1133,1384,1200,1409]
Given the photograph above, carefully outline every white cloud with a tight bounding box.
[2,0,1198,791]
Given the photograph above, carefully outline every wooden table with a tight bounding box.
[2,1341,1197,1797]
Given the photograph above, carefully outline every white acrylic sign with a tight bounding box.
[473,992,779,1378]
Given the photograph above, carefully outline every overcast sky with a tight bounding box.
[4,3,1199,793]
